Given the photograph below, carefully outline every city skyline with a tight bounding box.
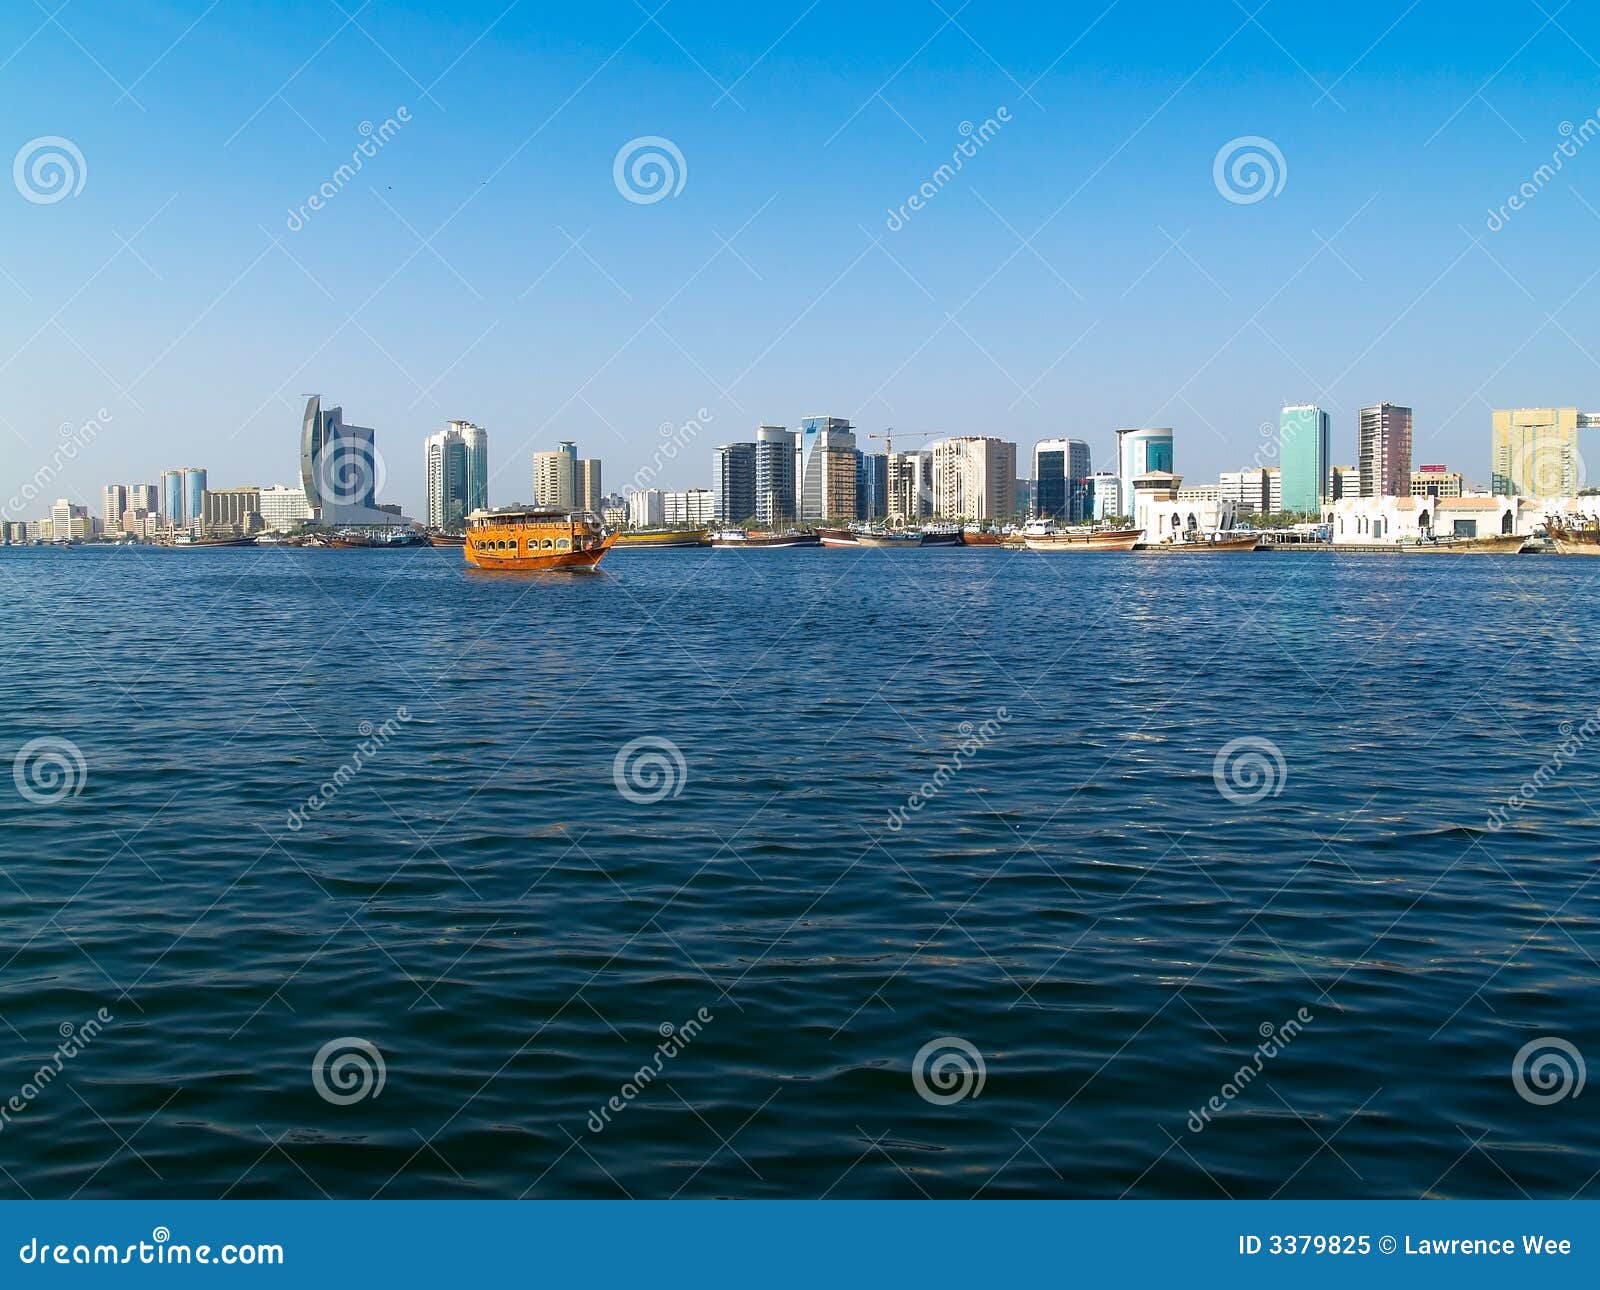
[7,3,1600,517]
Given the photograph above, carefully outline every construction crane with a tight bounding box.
[867,428,935,456]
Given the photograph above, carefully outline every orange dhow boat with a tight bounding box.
[463,507,616,571]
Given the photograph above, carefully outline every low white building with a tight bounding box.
[1131,472,1237,543]
[628,488,664,528]
[663,488,715,526]
[1328,494,1600,543]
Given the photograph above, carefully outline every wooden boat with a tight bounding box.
[1022,527,1143,552]
[168,534,258,548]
[817,528,859,548]
[464,507,616,571]
[426,531,467,547]
[611,529,710,549]
[1547,521,1600,555]
[962,529,1005,546]
[856,530,921,548]
[919,525,963,547]
[328,528,427,548]
[1136,534,1263,553]
[1399,534,1526,554]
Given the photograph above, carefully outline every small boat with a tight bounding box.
[169,534,258,548]
[328,528,428,548]
[710,530,820,548]
[1546,521,1600,555]
[962,528,1005,546]
[1136,533,1263,552]
[1399,534,1526,554]
[918,525,964,547]
[817,528,860,548]
[464,507,615,571]
[856,530,921,548]
[611,529,711,549]
[426,530,467,547]
[1022,527,1143,552]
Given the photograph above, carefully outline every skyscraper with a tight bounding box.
[102,484,127,533]
[533,448,576,509]
[713,443,757,524]
[184,468,207,524]
[800,421,858,521]
[1279,405,1331,513]
[300,396,411,525]
[129,483,159,515]
[449,420,489,515]
[1358,404,1413,498]
[578,459,603,514]
[1115,428,1173,512]
[1491,408,1595,497]
[1032,438,1091,522]
[887,451,932,521]
[928,437,1018,522]
[161,469,183,524]
[754,425,797,526]
[799,416,853,520]
[425,425,470,531]
[858,452,889,521]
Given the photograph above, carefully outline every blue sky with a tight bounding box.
[4,0,1600,515]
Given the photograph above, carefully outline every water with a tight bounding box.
[1,543,1596,1198]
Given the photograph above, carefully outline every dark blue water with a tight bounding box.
[1,544,1596,1198]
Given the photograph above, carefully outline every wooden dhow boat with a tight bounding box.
[1135,533,1263,553]
[463,507,616,571]
[1021,526,1143,552]
[1398,533,1527,554]
[1546,520,1600,555]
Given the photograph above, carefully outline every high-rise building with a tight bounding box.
[102,484,127,533]
[800,419,858,521]
[712,443,757,524]
[49,499,93,541]
[161,469,184,524]
[425,425,470,531]
[628,488,664,528]
[1490,408,1595,497]
[129,483,159,515]
[887,451,932,521]
[1279,405,1331,513]
[929,436,1017,522]
[300,396,411,525]
[754,425,797,525]
[1115,428,1174,514]
[1219,468,1270,512]
[184,468,207,523]
[258,485,313,532]
[1358,403,1412,498]
[1032,438,1091,522]
[1087,471,1122,520]
[448,421,489,515]
[578,460,603,514]
[858,452,889,521]
[200,487,261,535]
[664,488,716,525]
[533,447,577,509]
[1411,465,1464,498]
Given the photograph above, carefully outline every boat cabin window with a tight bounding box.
[541,538,554,549]
[557,537,571,549]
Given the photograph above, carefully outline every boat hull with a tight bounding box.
[612,529,710,549]
[1400,535,1526,554]
[1022,528,1143,552]
[1547,524,1600,554]
[1136,535,1262,553]
[710,532,820,548]
[465,532,616,571]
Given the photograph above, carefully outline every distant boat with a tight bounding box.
[327,528,427,548]
[426,531,467,547]
[169,534,257,548]
[1546,520,1600,555]
[1398,533,1526,555]
[1022,527,1143,552]
[709,530,819,548]
[611,529,710,549]
[1136,533,1263,552]
[962,528,1005,546]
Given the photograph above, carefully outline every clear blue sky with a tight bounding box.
[4,0,1600,515]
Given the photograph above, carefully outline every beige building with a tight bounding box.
[1490,408,1597,497]
[928,436,1017,522]
[532,443,577,510]
[1410,466,1463,498]
[887,451,932,521]
[578,459,603,514]
[200,487,262,536]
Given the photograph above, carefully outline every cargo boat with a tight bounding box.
[426,531,467,547]
[611,529,711,549]
[962,529,1006,546]
[1136,534,1263,553]
[1547,521,1600,555]
[1022,527,1143,552]
[1398,534,1526,554]
[464,507,616,571]
[709,530,820,547]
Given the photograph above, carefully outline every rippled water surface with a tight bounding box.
[1,544,1596,1198]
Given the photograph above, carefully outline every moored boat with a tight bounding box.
[710,530,820,548]
[817,528,859,548]
[1399,534,1526,554]
[962,528,1005,546]
[919,524,963,547]
[1022,526,1143,552]
[1546,521,1600,555]
[1136,533,1263,552]
[856,530,921,548]
[611,529,711,549]
[463,507,615,571]
[426,530,467,547]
